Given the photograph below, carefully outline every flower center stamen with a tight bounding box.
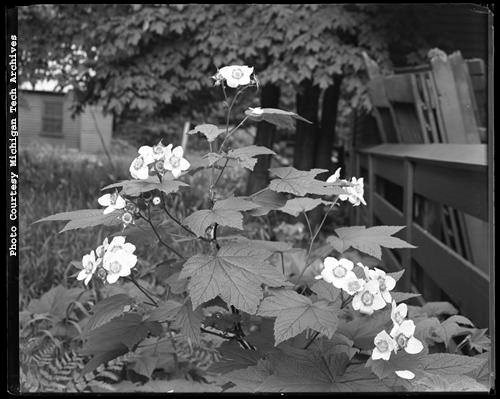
[110,261,121,274]
[378,277,386,291]
[133,156,144,169]
[396,333,408,348]
[376,340,389,352]
[333,266,347,278]
[361,291,374,305]
[231,68,244,79]
[394,312,404,324]
[170,155,180,168]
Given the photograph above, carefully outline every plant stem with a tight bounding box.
[127,275,158,307]
[139,211,186,260]
[212,158,229,188]
[303,331,320,349]
[219,116,249,153]
[294,197,340,289]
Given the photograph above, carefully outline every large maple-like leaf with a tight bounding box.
[268,167,345,196]
[257,289,340,345]
[83,294,134,336]
[244,107,313,129]
[226,145,276,171]
[147,299,203,345]
[278,197,331,217]
[247,188,288,216]
[327,226,416,260]
[180,243,289,314]
[26,285,89,321]
[101,175,189,196]
[35,209,122,233]
[183,197,259,237]
[187,123,225,142]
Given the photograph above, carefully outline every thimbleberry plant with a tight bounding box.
[36,65,490,392]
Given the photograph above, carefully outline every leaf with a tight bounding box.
[278,197,330,217]
[245,107,313,129]
[223,361,271,392]
[81,313,162,374]
[101,176,189,196]
[83,294,134,336]
[257,289,340,345]
[419,353,487,376]
[209,339,261,374]
[35,209,122,233]
[414,317,446,346]
[226,145,276,171]
[327,226,416,260]
[247,188,288,216]
[164,272,189,294]
[27,285,87,321]
[82,313,162,354]
[390,291,421,303]
[187,123,225,142]
[115,379,221,392]
[183,197,259,237]
[268,167,335,196]
[367,350,424,380]
[130,337,176,378]
[421,301,458,317]
[411,373,488,392]
[468,329,491,352]
[310,280,342,303]
[337,309,392,350]
[148,299,202,345]
[223,236,293,253]
[180,243,289,314]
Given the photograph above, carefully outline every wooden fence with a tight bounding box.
[352,143,489,328]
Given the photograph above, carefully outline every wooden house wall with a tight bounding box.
[19,91,81,150]
[79,105,113,153]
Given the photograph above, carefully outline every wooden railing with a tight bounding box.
[353,143,489,327]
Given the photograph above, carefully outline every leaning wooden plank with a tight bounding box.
[448,51,481,143]
[430,52,469,143]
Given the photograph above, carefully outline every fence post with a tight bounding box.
[402,159,414,291]
[367,154,374,226]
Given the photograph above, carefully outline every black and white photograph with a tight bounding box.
[5,3,494,394]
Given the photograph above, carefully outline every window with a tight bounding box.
[41,99,64,137]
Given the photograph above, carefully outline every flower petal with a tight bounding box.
[179,158,190,171]
[399,320,416,337]
[102,206,114,215]
[115,195,126,209]
[395,370,415,380]
[352,294,362,310]
[405,336,424,354]
[172,146,184,158]
[323,257,339,269]
[385,276,396,291]
[338,258,354,271]
[171,168,182,178]
[98,194,111,207]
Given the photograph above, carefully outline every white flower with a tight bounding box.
[218,65,254,88]
[121,212,133,226]
[395,370,415,380]
[130,146,155,180]
[163,145,190,178]
[103,236,136,259]
[390,300,408,333]
[77,250,98,285]
[352,280,386,315]
[103,251,138,284]
[98,191,126,215]
[315,257,357,290]
[342,273,366,296]
[372,330,397,361]
[152,143,172,161]
[326,168,341,183]
[247,107,264,116]
[366,267,396,303]
[390,319,424,354]
[339,177,366,206]
[102,236,137,284]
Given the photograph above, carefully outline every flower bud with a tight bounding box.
[122,212,133,225]
[152,196,161,206]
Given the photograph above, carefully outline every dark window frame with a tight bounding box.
[41,99,64,137]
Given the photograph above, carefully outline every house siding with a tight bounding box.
[19,91,80,150]
[79,105,113,153]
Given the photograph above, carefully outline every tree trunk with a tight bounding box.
[246,83,281,195]
[293,80,320,171]
[314,75,343,172]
